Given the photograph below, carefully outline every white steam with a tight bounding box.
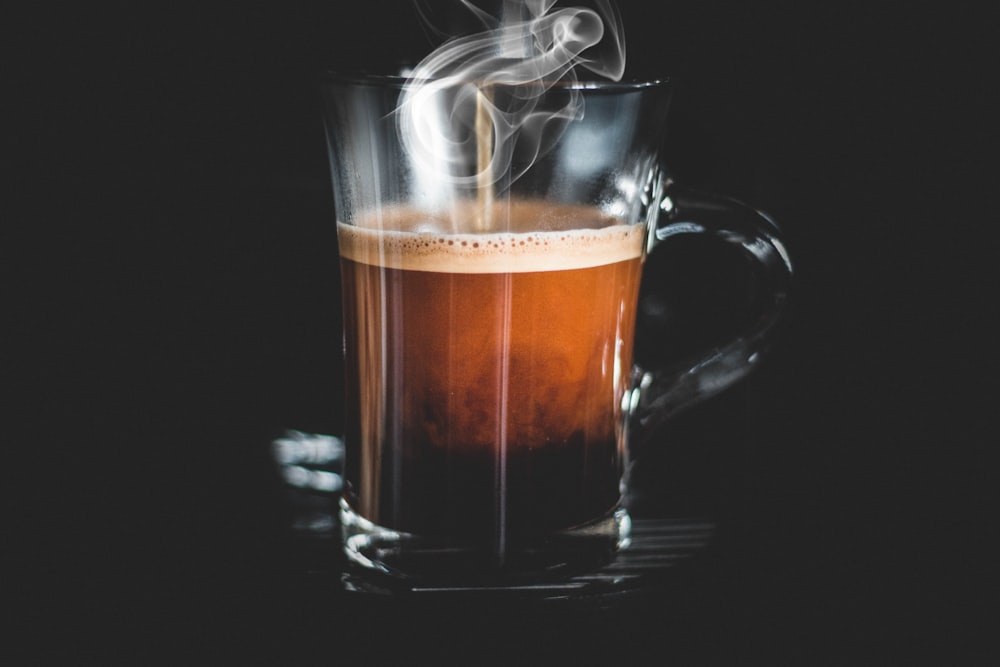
[398,0,626,195]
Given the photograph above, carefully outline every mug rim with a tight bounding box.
[322,69,669,92]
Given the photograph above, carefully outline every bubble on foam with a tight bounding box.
[338,202,646,274]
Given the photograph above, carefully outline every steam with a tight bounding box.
[398,0,626,221]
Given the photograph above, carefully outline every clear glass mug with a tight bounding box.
[320,73,792,585]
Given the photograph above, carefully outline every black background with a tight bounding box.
[8,1,996,664]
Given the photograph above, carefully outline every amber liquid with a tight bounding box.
[339,202,646,552]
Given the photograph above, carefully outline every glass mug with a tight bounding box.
[320,73,792,585]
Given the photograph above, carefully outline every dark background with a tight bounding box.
[9,1,995,664]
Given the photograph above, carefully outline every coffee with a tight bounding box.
[338,200,646,547]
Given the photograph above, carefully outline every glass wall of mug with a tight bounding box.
[322,74,789,584]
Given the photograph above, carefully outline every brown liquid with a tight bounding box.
[339,201,646,546]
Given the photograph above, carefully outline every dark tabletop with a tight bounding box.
[9,2,994,664]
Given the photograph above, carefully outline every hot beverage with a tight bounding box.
[338,200,646,561]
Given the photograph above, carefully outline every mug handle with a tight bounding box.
[632,177,794,435]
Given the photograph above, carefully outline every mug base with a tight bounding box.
[340,498,631,587]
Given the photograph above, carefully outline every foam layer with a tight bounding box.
[337,202,647,273]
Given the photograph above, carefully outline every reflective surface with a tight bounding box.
[274,430,716,597]
[261,386,759,663]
